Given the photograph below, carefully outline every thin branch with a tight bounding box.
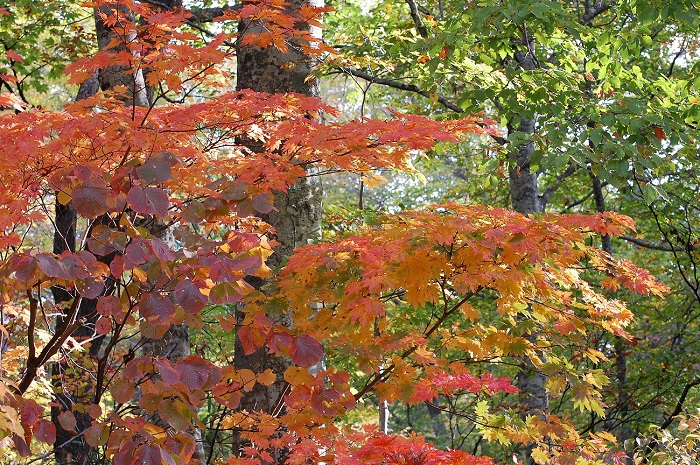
[667,44,686,78]
[660,378,700,430]
[620,235,689,252]
[334,68,508,145]
[27,290,37,363]
[561,189,595,212]
[354,291,476,400]
[405,0,428,38]
[580,2,611,25]
[539,163,578,208]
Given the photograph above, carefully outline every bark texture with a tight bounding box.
[508,29,549,465]
[232,0,323,460]
[94,5,149,108]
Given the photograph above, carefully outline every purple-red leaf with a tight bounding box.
[12,433,30,457]
[251,193,274,214]
[155,359,180,385]
[290,335,324,367]
[72,182,111,218]
[14,256,39,283]
[151,238,175,261]
[176,356,211,390]
[136,153,173,184]
[96,296,123,318]
[36,254,67,279]
[139,291,176,325]
[127,186,169,217]
[134,444,162,465]
[124,238,153,268]
[174,279,207,314]
[34,419,56,444]
[76,276,105,299]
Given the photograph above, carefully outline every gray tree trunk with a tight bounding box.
[94,5,149,108]
[507,30,549,465]
[232,0,323,460]
[51,4,198,462]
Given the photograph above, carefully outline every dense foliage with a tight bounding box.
[0,1,696,464]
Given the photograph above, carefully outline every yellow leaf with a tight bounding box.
[58,190,72,205]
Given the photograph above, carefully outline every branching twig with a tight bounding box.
[333,68,508,145]
[405,0,428,38]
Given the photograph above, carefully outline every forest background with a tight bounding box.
[0,0,699,464]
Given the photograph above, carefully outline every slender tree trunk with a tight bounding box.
[591,170,633,463]
[232,0,323,460]
[507,27,549,465]
[50,3,183,461]
[51,71,101,465]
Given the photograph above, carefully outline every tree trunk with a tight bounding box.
[591,170,633,463]
[508,28,549,465]
[232,0,323,460]
[51,71,102,465]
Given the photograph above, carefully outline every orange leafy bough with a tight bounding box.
[0,1,666,464]
[233,205,667,463]
[0,1,495,461]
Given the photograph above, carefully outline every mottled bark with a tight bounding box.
[508,29,549,465]
[94,5,149,107]
[232,0,323,460]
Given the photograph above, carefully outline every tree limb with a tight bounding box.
[539,163,578,208]
[581,1,611,25]
[405,0,428,38]
[621,235,692,253]
[334,68,508,144]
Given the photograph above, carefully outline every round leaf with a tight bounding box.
[290,335,324,367]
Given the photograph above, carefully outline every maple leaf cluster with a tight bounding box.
[0,1,668,464]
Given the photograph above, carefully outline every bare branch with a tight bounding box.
[621,235,691,253]
[405,0,428,38]
[539,163,578,208]
[334,68,508,144]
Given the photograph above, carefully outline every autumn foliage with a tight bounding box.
[0,1,668,464]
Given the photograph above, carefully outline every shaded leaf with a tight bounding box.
[57,411,77,432]
[135,444,162,465]
[34,420,56,444]
[76,276,105,299]
[174,279,207,314]
[110,377,135,404]
[127,186,169,217]
[139,291,176,325]
[84,424,109,447]
[12,433,30,457]
[252,192,274,214]
[290,335,324,367]
[72,182,110,218]
[136,154,173,184]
